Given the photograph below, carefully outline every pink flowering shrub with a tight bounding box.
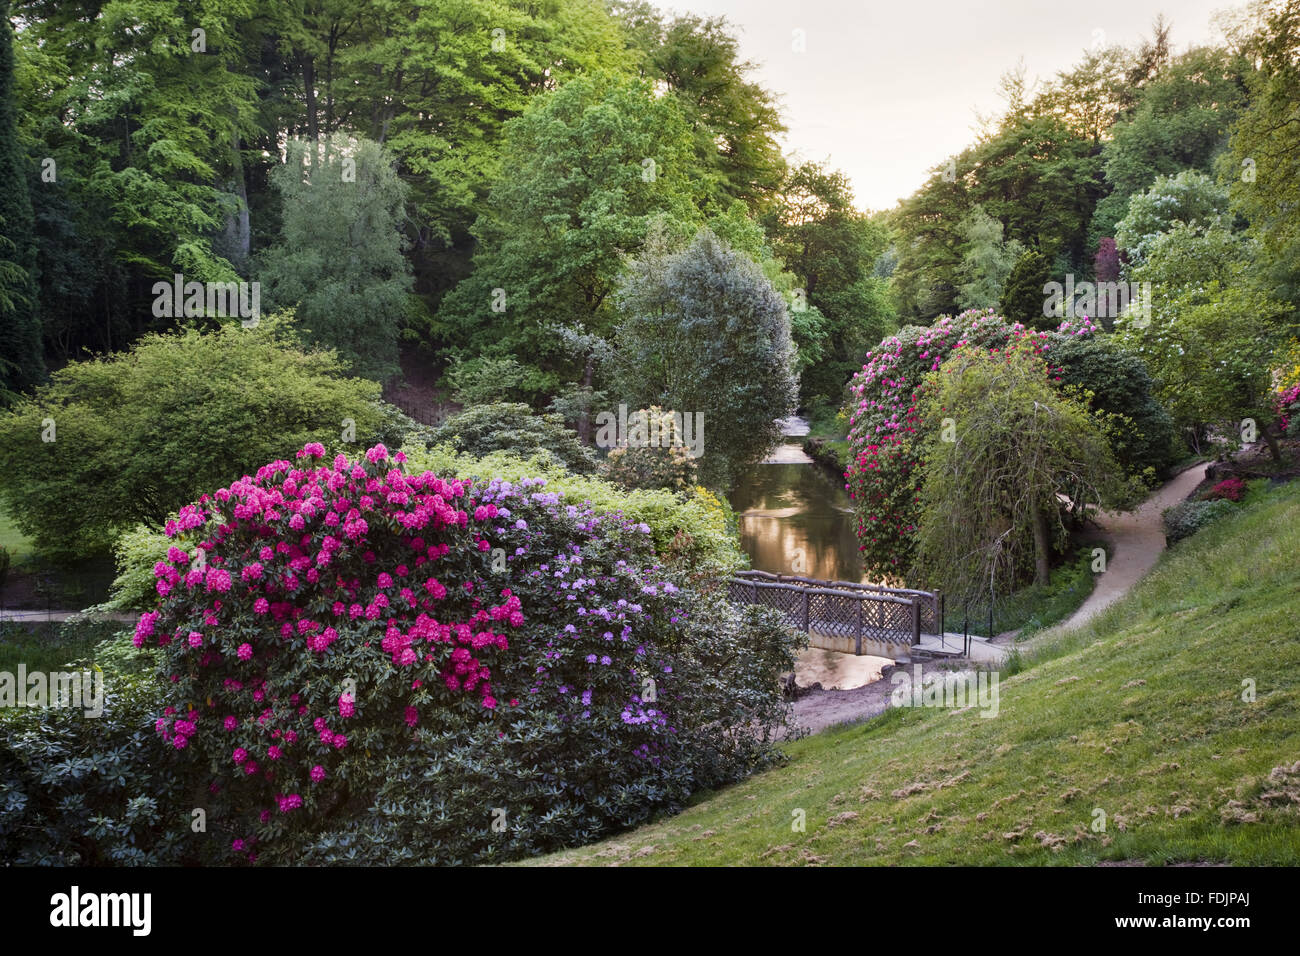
[1204,477,1246,502]
[1275,384,1300,437]
[137,444,796,864]
[846,310,1063,578]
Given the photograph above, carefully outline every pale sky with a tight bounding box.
[655,0,1236,211]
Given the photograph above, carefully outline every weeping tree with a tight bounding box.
[914,344,1139,603]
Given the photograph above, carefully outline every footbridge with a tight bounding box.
[727,571,1001,662]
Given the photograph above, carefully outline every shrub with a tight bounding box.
[0,664,193,865]
[132,443,795,864]
[1204,477,1246,502]
[1047,333,1179,481]
[430,403,597,474]
[1275,384,1300,438]
[847,311,1175,580]
[403,444,742,581]
[846,310,1054,578]
[0,316,388,559]
[601,407,699,492]
[443,356,530,407]
[106,525,175,612]
[1163,498,1237,543]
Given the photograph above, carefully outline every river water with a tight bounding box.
[727,434,893,689]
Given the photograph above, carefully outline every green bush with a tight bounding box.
[1163,498,1238,544]
[601,407,699,492]
[105,525,174,612]
[430,403,597,474]
[404,443,743,580]
[1048,333,1180,482]
[0,664,193,865]
[443,356,530,407]
[0,316,389,559]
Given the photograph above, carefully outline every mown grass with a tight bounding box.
[0,619,126,674]
[527,482,1300,866]
[0,500,34,565]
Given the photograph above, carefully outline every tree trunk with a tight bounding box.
[1032,505,1050,586]
[225,131,251,266]
[1262,421,1282,463]
[577,354,594,445]
[303,56,318,142]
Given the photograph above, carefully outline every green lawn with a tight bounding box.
[0,501,34,565]
[0,620,119,674]
[528,482,1300,866]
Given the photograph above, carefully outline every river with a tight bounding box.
[727,425,893,689]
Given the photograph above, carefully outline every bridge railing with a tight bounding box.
[727,573,935,653]
[731,570,940,638]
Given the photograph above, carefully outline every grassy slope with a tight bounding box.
[530,483,1300,866]
[0,501,34,564]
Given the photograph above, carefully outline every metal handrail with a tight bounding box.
[731,578,916,605]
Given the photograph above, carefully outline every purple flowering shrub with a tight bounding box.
[138,444,797,864]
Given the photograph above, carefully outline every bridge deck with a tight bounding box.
[730,571,1005,662]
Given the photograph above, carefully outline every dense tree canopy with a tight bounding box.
[0,0,42,395]
[434,74,705,401]
[258,135,413,381]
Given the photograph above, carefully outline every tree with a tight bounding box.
[890,115,1101,321]
[1048,332,1179,481]
[1113,170,1230,263]
[762,161,896,407]
[0,0,43,395]
[258,135,413,381]
[1116,222,1295,457]
[1093,237,1121,283]
[955,205,1023,311]
[317,0,633,302]
[13,0,262,355]
[435,74,705,400]
[914,345,1135,598]
[613,3,786,213]
[1089,45,1248,249]
[707,200,830,401]
[0,316,387,558]
[614,228,797,489]
[1001,250,1053,329]
[1226,0,1300,310]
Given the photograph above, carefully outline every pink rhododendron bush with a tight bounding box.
[846,310,1064,577]
[136,443,797,864]
[846,310,1173,584]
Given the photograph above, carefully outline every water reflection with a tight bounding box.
[728,456,865,583]
[728,451,893,690]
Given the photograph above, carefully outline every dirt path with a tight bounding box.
[787,462,1209,735]
[1019,461,1208,648]
[785,678,895,737]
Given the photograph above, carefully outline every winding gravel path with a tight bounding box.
[1020,461,1208,647]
